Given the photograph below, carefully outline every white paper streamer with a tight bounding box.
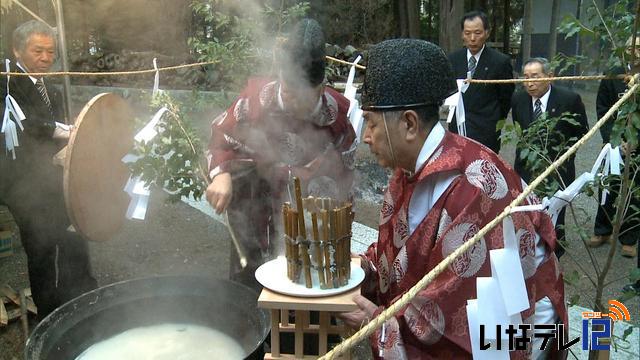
[122,107,170,220]
[134,107,169,143]
[511,143,623,219]
[466,216,530,358]
[343,55,364,143]
[467,300,509,360]
[152,57,160,98]
[444,79,467,136]
[2,60,27,159]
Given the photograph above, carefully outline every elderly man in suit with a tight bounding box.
[0,20,96,319]
[448,10,515,154]
[511,57,589,257]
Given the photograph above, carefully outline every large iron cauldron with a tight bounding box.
[25,276,269,359]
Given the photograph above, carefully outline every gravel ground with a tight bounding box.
[1,86,638,359]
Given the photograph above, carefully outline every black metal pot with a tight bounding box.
[25,276,269,360]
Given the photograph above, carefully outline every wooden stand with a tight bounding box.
[258,286,359,360]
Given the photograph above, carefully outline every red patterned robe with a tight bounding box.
[208,78,355,277]
[361,131,567,359]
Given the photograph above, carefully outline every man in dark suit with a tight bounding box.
[589,36,639,262]
[448,10,515,154]
[511,57,589,257]
[0,20,96,319]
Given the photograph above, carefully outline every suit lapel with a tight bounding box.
[546,86,559,118]
[472,48,490,80]
[523,94,533,128]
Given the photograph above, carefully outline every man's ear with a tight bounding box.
[402,110,420,141]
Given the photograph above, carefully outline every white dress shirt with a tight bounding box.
[532,86,552,113]
[466,45,485,67]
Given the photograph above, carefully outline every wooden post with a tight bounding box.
[270,310,280,357]
[294,310,304,358]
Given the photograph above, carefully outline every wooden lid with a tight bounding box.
[63,93,135,242]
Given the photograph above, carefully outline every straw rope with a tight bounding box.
[325,55,367,69]
[0,60,221,77]
[0,55,632,84]
[319,75,639,360]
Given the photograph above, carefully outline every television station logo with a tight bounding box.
[478,299,631,352]
[581,299,631,351]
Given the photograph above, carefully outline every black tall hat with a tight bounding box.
[280,18,326,87]
[361,39,457,111]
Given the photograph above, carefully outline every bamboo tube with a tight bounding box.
[335,206,343,286]
[338,206,347,286]
[347,203,353,279]
[311,213,326,288]
[301,241,312,288]
[293,178,306,238]
[283,203,292,280]
[321,209,332,288]
[329,208,339,288]
[291,210,299,282]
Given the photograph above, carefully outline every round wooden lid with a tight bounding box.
[64,93,135,242]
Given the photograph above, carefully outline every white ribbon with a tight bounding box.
[152,57,160,98]
[343,55,364,143]
[444,79,467,137]
[2,59,27,159]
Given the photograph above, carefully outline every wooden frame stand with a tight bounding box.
[258,285,360,360]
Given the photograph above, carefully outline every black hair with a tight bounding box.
[460,11,489,30]
[281,18,326,87]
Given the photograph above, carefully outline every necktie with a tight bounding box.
[468,56,477,77]
[534,99,542,120]
[35,78,52,110]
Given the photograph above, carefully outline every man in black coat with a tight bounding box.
[511,57,589,257]
[448,10,515,154]
[589,37,639,263]
[0,20,96,319]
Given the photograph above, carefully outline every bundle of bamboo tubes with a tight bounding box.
[282,177,353,289]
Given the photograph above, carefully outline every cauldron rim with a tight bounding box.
[25,275,270,360]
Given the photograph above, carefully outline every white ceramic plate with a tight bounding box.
[255,257,365,297]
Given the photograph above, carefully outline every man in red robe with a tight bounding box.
[340,39,567,359]
[205,19,355,288]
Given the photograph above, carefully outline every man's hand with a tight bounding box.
[338,294,379,330]
[206,172,232,214]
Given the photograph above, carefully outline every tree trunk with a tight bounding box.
[439,0,463,53]
[491,2,497,42]
[407,0,421,38]
[397,0,421,38]
[427,0,434,41]
[548,0,561,60]
[521,0,532,62]
[503,0,510,53]
[397,0,409,37]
